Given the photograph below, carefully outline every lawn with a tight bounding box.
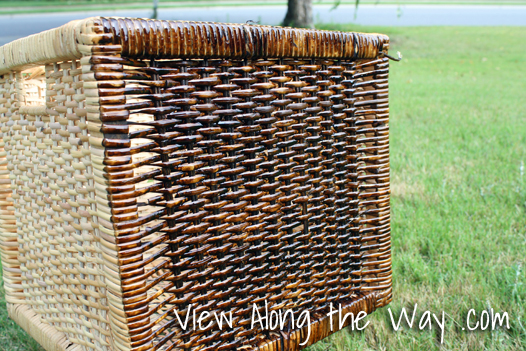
[1,25,525,351]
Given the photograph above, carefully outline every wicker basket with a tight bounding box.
[0,17,392,351]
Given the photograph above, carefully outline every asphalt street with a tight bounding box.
[0,5,525,46]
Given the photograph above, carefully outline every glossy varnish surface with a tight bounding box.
[101,18,388,60]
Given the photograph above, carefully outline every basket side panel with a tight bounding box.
[90,54,392,351]
[0,73,22,306]
[0,63,112,351]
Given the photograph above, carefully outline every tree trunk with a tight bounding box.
[152,0,159,19]
[283,0,314,28]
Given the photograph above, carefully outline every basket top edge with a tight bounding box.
[0,16,389,75]
[99,16,388,36]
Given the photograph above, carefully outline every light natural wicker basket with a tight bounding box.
[0,17,392,351]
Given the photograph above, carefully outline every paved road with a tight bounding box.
[1,4,525,45]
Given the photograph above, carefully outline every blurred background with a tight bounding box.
[0,1,525,351]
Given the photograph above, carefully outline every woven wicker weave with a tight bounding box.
[0,17,392,351]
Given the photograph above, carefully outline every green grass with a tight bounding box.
[1,26,526,351]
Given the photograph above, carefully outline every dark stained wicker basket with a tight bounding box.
[0,17,392,351]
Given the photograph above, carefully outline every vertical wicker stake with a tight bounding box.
[0,17,392,351]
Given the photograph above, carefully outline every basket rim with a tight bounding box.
[0,16,389,75]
